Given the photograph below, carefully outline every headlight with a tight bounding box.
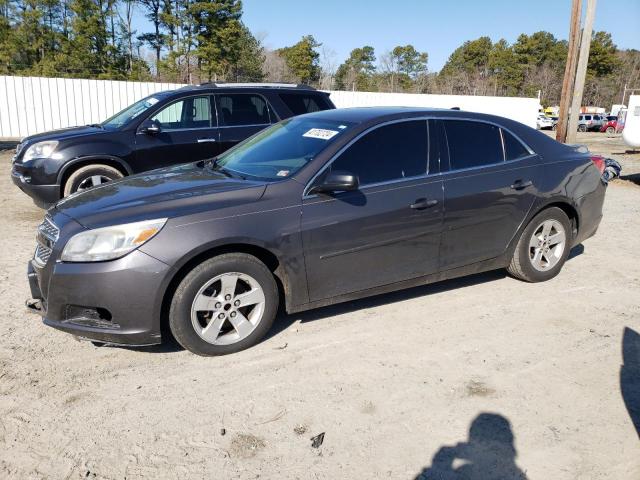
[61,218,167,262]
[23,141,59,161]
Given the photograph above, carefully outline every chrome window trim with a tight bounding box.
[303,117,431,199]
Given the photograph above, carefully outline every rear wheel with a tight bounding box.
[169,253,279,356]
[578,124,587,132]
[507,207,572,283]
[606,126,615,135]
[63,164,124,196]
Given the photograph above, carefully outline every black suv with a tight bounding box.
[11,83,335,207]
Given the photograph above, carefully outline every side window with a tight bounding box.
[443,120,503,170]
[279,93,331,115]
[502,129,531,161]
[218,94,271,126]
[150,96,212,129]
[328,121,428,186]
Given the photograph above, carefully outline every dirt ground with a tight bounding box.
[0,133,639,479]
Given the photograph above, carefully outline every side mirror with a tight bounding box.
[140,119,161,135]
[309,170,359,195]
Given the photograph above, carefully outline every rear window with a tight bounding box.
[279,93,331,115]
[218,94,271,126]
[443,120,503,170]
[502,130,531,161]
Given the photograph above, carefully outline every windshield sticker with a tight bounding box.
[338,125,347,129]
[303,128,339,140]
[277,170,290,177]
[147,97,159,105]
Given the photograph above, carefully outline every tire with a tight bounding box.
[169,253,279,356]
[606,126,615,135]
[63,164,124,197]
[507,207,572,283]
[578,125,587,132]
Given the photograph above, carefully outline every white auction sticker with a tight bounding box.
[276,170,290,177]
[303,128,339,140]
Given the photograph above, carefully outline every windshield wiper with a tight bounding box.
[205,157,240,179]
[88,123,104,129]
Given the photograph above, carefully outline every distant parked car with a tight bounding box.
[578,114,605,132]
[536,115,554,130]
[11,83,335,207]
[25,108,608,355]
[600,116,623,134]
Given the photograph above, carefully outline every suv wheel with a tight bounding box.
[578,124,587,132]
[606,126,615,135]
[169,253,279,356]
[63,164,124,196]
[507,207,572,283]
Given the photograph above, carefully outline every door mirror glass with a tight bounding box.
[309,170,359,194]
[140,119,161,135]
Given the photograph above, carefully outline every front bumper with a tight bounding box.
[11,167,59,208]
[28,250,174,346]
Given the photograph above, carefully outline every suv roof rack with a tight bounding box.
[196,82,315,90]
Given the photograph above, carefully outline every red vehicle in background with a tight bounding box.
[600,115,624,134]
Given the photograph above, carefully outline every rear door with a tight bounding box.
[134,94,218,170]
[438,119,541,270]
[215,93,273,153]
[301,120,443,301]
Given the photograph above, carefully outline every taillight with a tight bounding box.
[590,155,605,174]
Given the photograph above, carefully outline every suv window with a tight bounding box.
[443,120,503,169]
[279,93,331,115]
[328,121,428,186]
[218,94,271,126]
[502,130,530,161]
[151,95,212,129]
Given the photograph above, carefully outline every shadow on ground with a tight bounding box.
[269,244,585,340]
[621,327,640,439]
[618,173,640,186]
[414,413,527,479]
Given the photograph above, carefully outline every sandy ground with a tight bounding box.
[0,133,638,479]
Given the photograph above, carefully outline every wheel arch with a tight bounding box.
[58,156,132,196]
[158,242,290,342]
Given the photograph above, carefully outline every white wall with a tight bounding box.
[0,75,185,139]
[0,75,538,139]
[327,90,539,129]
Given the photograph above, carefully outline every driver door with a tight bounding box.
[134,94,219,171]
[301,120,443,302]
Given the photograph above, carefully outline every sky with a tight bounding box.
[241,0,640,72]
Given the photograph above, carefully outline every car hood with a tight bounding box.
[53,162,268,228]
[21,125,108,145]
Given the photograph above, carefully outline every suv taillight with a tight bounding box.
[590,155,605,174]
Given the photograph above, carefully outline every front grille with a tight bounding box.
[33,216,59,267]
[34,244,52,266]
[39,216,60,241]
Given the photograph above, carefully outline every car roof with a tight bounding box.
[298,106,519,126]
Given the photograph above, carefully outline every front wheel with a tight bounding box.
[63,164,124,196]
[578,125,587,132]
[507,207,572,283]
[606,126,615,135]
[169,253,279,356]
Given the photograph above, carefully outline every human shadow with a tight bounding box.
[414,413,527,480]
[621,327,640,438]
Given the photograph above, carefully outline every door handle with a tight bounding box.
[197,138,217,143]
[510,179,533,190]
[410,198,439,210]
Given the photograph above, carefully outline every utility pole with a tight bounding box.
[566,0,597,144]
[556,0,582,143]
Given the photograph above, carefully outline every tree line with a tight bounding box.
[0,0,638,108]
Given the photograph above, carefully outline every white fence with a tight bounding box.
[0,75,538,139]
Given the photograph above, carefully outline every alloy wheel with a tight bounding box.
[528,219,566,271]
[190,272,266,345]
[77,175,112,191]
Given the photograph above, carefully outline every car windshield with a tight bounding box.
[101,95,163,130]
[213,117,355,180]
